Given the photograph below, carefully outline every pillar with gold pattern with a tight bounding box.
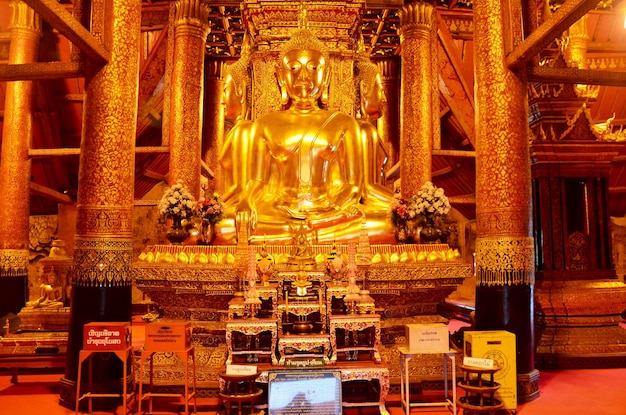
[473,0,539,403]
[202,59,225,193]
[168,0,210,197]
[59,0,141,408]
[0,0,41,318]
[397,1,435,198]
[376,58,400,170]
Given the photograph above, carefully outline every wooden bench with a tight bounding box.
[0,353,66,383]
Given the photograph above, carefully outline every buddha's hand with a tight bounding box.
[235,199,258,233]
[278,201,337,220]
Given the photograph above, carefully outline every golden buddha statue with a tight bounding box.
[220,35,253,206]
[215,28,396,245]
[26,267,64,309]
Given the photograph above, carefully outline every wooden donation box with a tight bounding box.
[145,321,191,351]
[83,322,131,350]
[405,323,449,353]
[464,330,517,410]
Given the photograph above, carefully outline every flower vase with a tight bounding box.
[201,221,217,245]
[166,216,188,244]
[419,217,442,244]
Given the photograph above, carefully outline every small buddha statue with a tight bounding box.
[287,224,316,269]
[26,267,63,309]
[256,242,275,285]
[292,268,313,297]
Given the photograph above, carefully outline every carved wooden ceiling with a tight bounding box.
[0,0,626,223]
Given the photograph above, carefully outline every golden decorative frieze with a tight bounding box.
[475,208,532,237]
[588,55,626,70]
[475,236,535,286]
[242,0,365,49]
[0,248,28,276]
[76,206,133,237]
[73,238,133,287]
[438,11,473,39]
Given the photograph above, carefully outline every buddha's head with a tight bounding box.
[278,29,330,107]
[355,42,386,121]
[222,35,251,120]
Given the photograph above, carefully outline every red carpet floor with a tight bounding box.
[1,367,626,414]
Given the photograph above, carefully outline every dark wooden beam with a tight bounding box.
[30,182,75,204]
[506,0,600,70]
[0,62,83,81]
[22,0,109,65]
[527,66,626,87]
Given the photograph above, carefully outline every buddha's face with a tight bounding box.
[361,74,386,120]
[280,48,328,105]
[222,74,245,121]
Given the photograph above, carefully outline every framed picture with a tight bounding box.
[268,370,342,415]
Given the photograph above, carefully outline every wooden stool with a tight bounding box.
[218,371,262,415]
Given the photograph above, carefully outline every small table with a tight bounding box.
[226,319,278,365]
[398,346,457,415]
[328,313,382,363]
[137,347,196,415]
[219,371,263,415]
[277,334,331,364]
[75,346,135,415]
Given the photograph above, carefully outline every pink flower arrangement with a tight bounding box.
[197,190,224,224]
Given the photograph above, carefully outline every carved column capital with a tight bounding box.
[398,1,435,41]
[174,0,210,39]
[8,0,41,37]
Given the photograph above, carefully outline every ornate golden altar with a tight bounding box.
[133,242,471,380]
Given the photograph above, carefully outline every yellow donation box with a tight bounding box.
[464,330,517,410]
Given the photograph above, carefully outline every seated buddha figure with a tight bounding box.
[26,268,64,309]
[220,35,253,206]
[355,39,392,211]
[216,28,396,244]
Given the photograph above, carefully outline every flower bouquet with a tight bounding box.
[390,181,451,243]
[412,181,451,223]
[390,194,418,243]
[158,180,196,244]
[196,188,224,244]
[197,190,224,224]
[158,180,197,221]
[412,181,451,243]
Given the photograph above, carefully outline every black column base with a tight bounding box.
[0,276,27,317]
[61,284,132,408]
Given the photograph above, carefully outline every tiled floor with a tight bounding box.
[1,366,626,414]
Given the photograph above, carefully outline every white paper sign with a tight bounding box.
[463,356,494,368]
[225,364,257,375]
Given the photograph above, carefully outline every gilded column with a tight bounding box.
[474,0,539,402]
[60,0,141,407]
[376,58,400,169]
[202,59,225,193]
[168,0,210,198]
[0,1,41,317]
[397,1,435,198]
